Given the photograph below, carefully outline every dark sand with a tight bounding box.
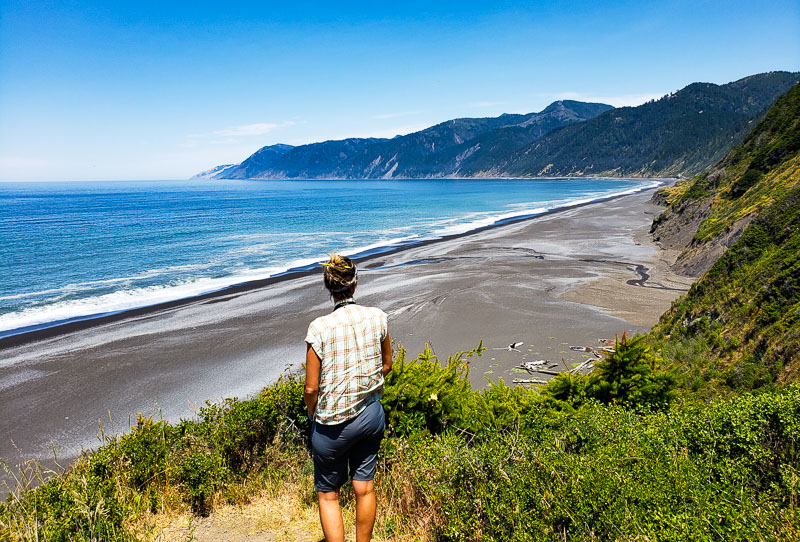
[0,188,694,487]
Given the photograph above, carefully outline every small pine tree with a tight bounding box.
[587,333,676,408]
[540,333,676,410]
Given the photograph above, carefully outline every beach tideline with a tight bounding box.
[0,187,693,486]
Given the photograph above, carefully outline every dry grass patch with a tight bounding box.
[137,478,433,542]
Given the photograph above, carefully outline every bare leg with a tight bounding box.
[352,480,376,542]
[317,489,344,542]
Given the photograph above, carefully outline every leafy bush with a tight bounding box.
[187,374,308,474]
[176,448,228,516]
[540,372,587,410]
[586,333,676,408]
[468,378,544,433]
[382,342,483,436]
[117,413,176,493]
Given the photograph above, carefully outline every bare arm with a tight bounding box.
[381,333,393,377]
[304,343,321,418]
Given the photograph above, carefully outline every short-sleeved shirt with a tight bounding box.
[305,302,388,425]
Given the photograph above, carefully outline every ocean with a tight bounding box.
[0,178,660,338]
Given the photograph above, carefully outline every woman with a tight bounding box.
[304,253,392,542]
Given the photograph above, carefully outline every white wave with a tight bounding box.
[0,268,279,334]
[0,245,408,335]
[218,231,352,241]
[0,263,214,302]
[424,180,661,238]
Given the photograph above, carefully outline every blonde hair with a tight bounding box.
[322,253,357,300]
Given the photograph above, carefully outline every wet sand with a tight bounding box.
[0,188,694,485]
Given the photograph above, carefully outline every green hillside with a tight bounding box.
[649,82,800,393]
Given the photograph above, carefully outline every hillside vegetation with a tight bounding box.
[649,82,800,395]
[2,341,799,540]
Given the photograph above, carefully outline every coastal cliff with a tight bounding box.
[649,81,800,389]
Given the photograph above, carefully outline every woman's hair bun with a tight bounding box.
[323,253,357,295]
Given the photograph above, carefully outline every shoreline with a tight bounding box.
[0,178,669,350]
[0,184,694,492]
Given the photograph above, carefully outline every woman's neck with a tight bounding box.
[333,298,356,311]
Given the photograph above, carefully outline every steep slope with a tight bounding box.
[649,82,800,390]
[504,71,799,178]
[214,101,611,179]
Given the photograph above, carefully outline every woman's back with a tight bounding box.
[306,303,388,424]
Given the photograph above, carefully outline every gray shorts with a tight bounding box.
[311,400,385,492]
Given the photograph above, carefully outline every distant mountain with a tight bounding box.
[649,81,800,390]
[191,163,238,180]
[503,71,800,177]
[219,144,295,180]
[211,101,612,179]
[200,71,799,180]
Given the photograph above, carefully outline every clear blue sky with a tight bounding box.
[1,0,798,180]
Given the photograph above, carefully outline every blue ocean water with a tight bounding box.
[0,178,659,337]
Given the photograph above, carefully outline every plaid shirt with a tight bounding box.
[305,301,388,425]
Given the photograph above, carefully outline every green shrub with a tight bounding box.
[540,372,587,410]
[586,333,676,408]
[382,342,483,436]
[469,378,544,433]
[421,386,800,540]
[1,459,138,541]
[187,373,308,475]
[177,448,228,516]
[196,396,279,473]
[117,413,176,492]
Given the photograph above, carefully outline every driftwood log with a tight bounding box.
[570,359,595,374]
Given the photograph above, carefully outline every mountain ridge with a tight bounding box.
[199,72,798,181]
[502,71,800,178]
[215,100,612,180]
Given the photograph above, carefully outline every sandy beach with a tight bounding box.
[0,188,695,485]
